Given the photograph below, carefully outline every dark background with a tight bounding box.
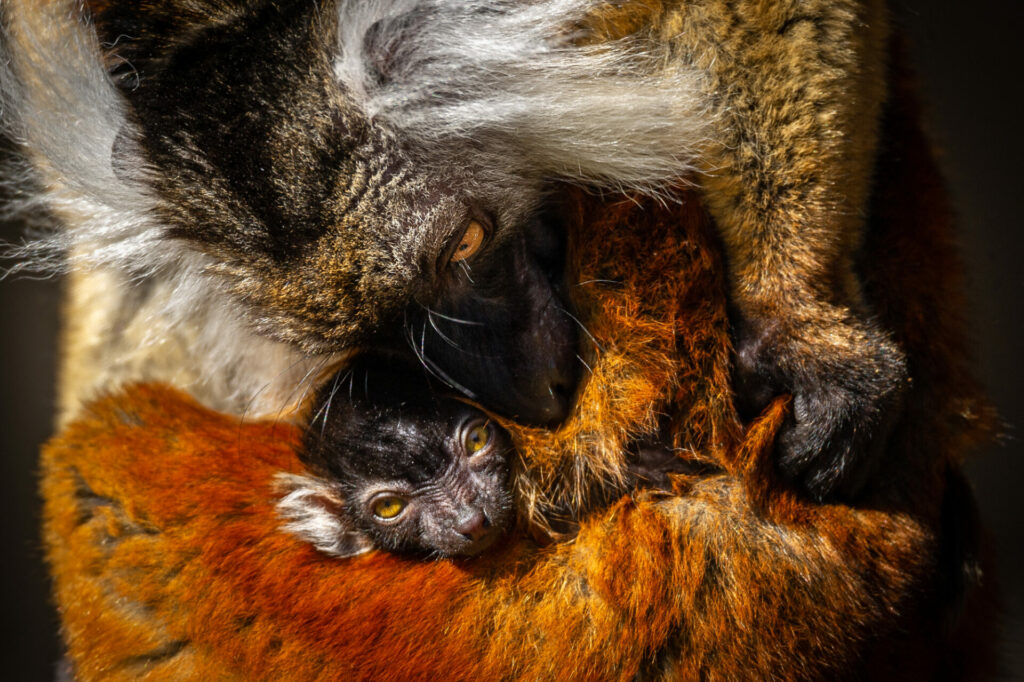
[1,1,1021,679]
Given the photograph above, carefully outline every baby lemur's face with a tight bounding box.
[323,402,512,557]
[279,356,514,558]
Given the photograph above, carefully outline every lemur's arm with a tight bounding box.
[631,0,904,499]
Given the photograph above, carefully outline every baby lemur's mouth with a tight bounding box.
[456,527,502,557]
[449,506,509,557]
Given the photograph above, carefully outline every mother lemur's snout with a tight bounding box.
[508,298,580,426]
[405,208,582,428]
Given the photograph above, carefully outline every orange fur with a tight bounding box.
[42,385,936,680]
[41,57,995,680]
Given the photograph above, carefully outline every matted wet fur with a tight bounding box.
[41,67,998,679]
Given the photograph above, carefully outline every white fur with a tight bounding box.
[274,472,374,558]
[1,0,167,276]
[335,0,713,191]
[0,0,323,415]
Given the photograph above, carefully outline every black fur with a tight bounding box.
[299,354,515,557]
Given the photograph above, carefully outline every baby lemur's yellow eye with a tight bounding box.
[372,496,406,520]
[450,220,486,263]
[464,422,491,454]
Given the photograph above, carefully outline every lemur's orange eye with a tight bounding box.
[450,220,486,263]
[372,496,406,520]
[464,422,491,454]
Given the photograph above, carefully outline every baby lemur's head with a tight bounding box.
[277,354,514,558]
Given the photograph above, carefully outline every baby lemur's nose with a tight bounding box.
[455,509,491,542]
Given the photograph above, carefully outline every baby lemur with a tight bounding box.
[3,0,904,501]
[276,354,692,558]
[276,355,515,558]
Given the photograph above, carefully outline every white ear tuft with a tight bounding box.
[274,472,375,558]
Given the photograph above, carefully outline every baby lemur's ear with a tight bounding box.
[274,473,374,558]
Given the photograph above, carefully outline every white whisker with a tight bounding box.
[425,307,483,326]
[576,354,593,377]
[312,369,350,435]
[560,306,604,354]
[425,308,463,351]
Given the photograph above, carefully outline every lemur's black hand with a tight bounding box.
[733,312,908,502]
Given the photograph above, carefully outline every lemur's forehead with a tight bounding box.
[340,173,471,266]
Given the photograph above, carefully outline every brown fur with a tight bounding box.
[42,65,996,678]
[578,0,912,499]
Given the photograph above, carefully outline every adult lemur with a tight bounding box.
[0,0,902,500]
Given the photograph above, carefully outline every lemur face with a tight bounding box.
[99,0,581,426]
[339,404,512,557]
[290,355,514,558]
